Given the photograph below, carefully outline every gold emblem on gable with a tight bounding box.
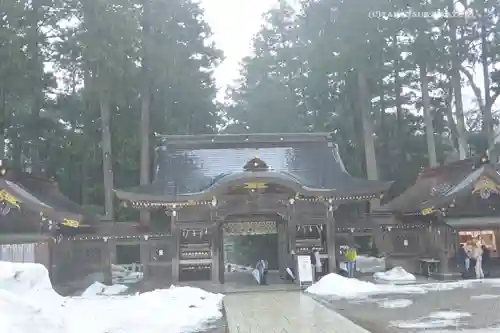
[421,207,434,215]
[244,182,267,189]
[62,218,80,228]
[0,189,20,208]
[472,176,500,199]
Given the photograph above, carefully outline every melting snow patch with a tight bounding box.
[0,261,224,333]
[373,266,416,283]
[81,282,128,297]
[378,299,413,308]
[306,273,426,298]
[420,280,473,291]
[417,327,500,333]
[471,294,500,300]
[356,256,386,273]
[391,311,471,329]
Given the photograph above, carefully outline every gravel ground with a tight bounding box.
[314,281,500,332]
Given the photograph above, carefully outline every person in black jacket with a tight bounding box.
[482,245,491,276]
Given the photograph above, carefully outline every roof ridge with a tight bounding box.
[156,132,333,145]
[418,158,476,179]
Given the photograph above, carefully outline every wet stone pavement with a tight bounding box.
[314,280,500,333]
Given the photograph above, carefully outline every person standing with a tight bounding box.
[286,250,296,281]
[471,242,484,279]
[255,259,269,285]
[345,246,357,278]
[457,244,469,276]
[482,245,490,277]
[310,249,322,282]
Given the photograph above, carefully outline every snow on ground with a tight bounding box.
[419,280,473,291]
[111,264,144,284]
[377,299,413,308]
[0,261,224,333]
[471,294,500,300]
[306,273,426,298]
[373,266,416,283]
[81,282,128,297]
[356,256,386,273]
[419,328,500,333]
[391,311,471,329]
[225,262,253,272]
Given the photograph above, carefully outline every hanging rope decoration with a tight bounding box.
[181,228,208,238]
[296,225,323,233]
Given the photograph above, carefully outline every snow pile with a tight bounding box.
[356,256,386,273]
[81,282,128,297]
[306,273,426,298]
[0,261,224,333]
[373,266,416,283]
[0,261,61,300]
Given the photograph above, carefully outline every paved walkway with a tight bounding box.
[224,291,371,333]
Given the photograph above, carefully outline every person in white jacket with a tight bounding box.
[471,242,484,279]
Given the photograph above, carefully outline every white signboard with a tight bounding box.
[296,255,313,286]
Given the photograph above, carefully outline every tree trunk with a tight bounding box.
[0,88,6,160]
[81,69,93,206]
[100,90,115,220]
[357,70,379,209]
[139,0,152,224]
[480,1,494,155]
[393,37,406,168]
[448,0,467,159]
[443,82,460,153]
[28,0,43,173]
[420,62,437,167]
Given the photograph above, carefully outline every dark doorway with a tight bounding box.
[224,234,279,270]
[116,244,140,265]
[221,215,288,286]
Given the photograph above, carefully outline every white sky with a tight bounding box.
[199,0,495,119]
[200,0,278,100]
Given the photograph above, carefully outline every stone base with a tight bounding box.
[429,272,462,281]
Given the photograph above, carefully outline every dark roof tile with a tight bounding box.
[117,133,392,201]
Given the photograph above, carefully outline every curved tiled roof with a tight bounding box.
[376,156,498,214]
[116,133,392,202]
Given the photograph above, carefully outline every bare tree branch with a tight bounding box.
[488,91,500,111]
[460,65,485,113]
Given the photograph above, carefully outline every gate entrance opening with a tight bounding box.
[220,215,290,286]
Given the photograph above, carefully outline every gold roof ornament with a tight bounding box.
[472,176,500,199]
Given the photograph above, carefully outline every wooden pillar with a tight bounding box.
[171,211,180,282]
[278,220,287,276]
[211,222,220,283]
[139,242,149,281]
[287,202,297,253]
[104,238,116,285]
[219,227,225,284]
[326,205,337,273]
[438,226,450,273]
